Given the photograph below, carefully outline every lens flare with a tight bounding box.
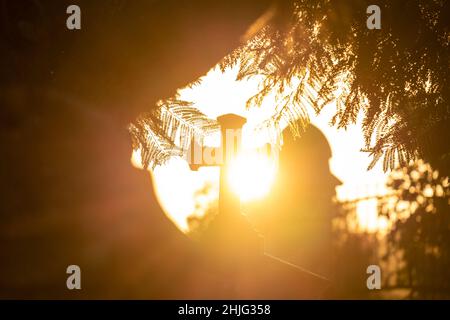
[227,152,276,202]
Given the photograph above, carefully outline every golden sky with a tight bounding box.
[135,65,390,233]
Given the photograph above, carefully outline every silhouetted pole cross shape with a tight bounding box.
[188,113,264,259]
[189,113,247,218]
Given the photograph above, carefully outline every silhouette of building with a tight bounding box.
[247,125,342,280]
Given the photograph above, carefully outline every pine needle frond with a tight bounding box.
[129,99,220,170]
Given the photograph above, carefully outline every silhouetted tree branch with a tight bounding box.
[220,0,450,175]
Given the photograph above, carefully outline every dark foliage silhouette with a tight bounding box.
[381,161,450,298]
[220,0,450,175]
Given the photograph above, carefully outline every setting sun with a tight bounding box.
[228,152,277,202]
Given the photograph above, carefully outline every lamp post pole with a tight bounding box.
[216,114,247,217]
[188,113,263,258]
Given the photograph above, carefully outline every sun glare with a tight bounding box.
[228,152,277,202]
